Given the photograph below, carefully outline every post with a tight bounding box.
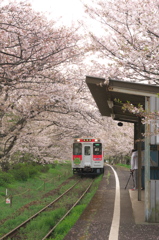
[134,122,138,149]
[137,117,142,201]
[145,96,151,221]
[10,195,13,207]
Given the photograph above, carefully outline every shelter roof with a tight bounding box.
[86,76,159,123]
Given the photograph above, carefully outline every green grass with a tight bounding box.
[0,163,104,240]
[15,176,102,239]
[51,174,103,240]
[53,205,85,240]
[116,163,130,169]
[0,162,72,237]
[19,208,67,240]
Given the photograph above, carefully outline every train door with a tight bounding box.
[83,144,92,167]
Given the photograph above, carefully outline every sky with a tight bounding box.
[29,0,86,25]
[28,0,103,35]
[4,0,101,33]
[2,0,87,25]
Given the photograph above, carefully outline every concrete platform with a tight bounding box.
[129,189,145,223]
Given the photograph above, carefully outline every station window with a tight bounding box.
[93,143,102,155]
[73,143,82,155]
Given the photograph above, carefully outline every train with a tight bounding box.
[72,137,104,175]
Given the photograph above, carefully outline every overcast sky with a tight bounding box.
[29,0,86,25]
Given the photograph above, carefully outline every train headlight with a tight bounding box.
[95,139,100,142]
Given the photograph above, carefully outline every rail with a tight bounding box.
[0,180,80,240]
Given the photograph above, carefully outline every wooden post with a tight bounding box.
[10,195,13,207]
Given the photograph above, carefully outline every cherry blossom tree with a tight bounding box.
[0,0,134,169]
[81,0,159,150]
[84,0,159,84]
[0,0,87,163]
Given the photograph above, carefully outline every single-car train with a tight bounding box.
[72,137,104,175]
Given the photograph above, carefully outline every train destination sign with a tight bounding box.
[80,139,95,142]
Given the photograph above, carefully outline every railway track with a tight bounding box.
[0,178,94,240]
[42,179,94,239]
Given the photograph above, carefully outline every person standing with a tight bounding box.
[130,149,138,190]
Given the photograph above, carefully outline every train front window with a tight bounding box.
[84,146,91,155]
[93,143,102,155]
[73,143,82,155]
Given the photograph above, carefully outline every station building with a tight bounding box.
[86,76,159,222]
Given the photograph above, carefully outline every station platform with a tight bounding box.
[129,189,145,223]
[64,166,159,240]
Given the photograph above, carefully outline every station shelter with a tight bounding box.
[86,76,159,222]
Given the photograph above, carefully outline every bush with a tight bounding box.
[0,171,14,187]
[0,192,5,197]
[36,164,49,173]
[27,166,38,178]
[0,160,10,172]
[0,178,7,187]
[0,161,50,184]
[10,167,29,181]
[9,164,37,181]
[8,163,50,181]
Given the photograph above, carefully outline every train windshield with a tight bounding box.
[73,143,82,155]
[84,146,91,155]
[93,143,102,155]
